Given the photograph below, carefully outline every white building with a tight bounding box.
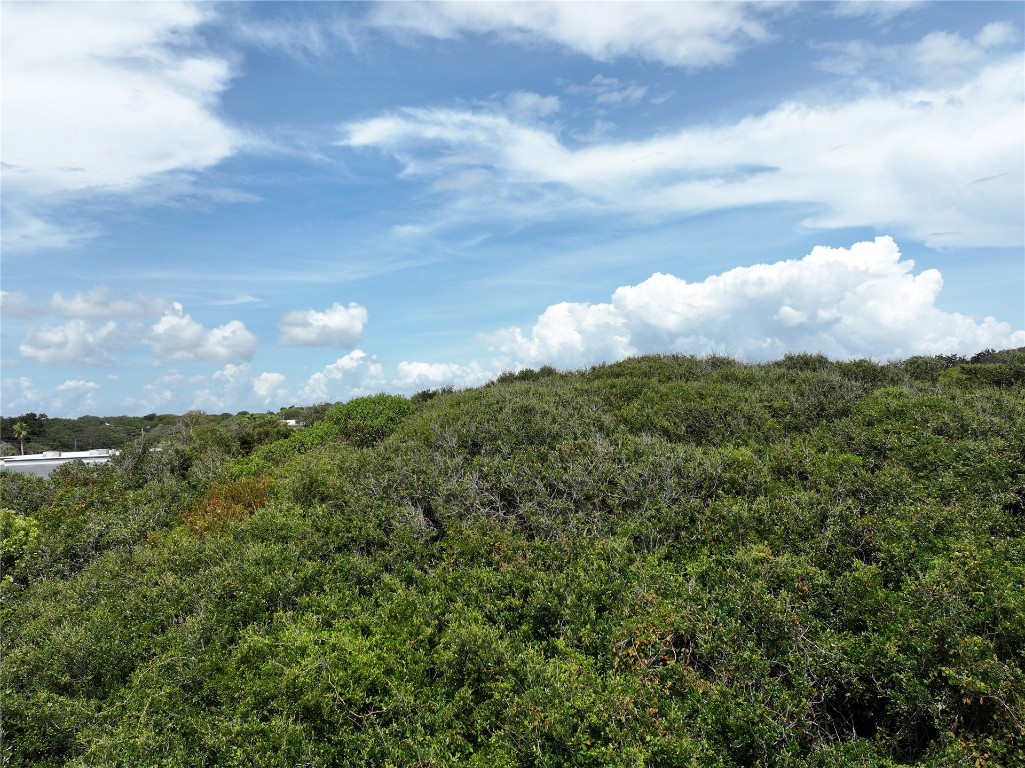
[0,449,117,478]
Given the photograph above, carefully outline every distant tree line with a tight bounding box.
[0,404,336,456]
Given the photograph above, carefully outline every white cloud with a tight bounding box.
[426,168,494,194]
[486,302,635,371]
[566,75,648,106]
[369,1,773,68]
[253,372,288,405]
[279,302,368,347]
[55,379,100,393]
[1,291,37,318]
[975,21,1017,49]
[230,11,359,60]
[484,237,1025,368]
[1,378,100,418]
[394,360,491,390]
[136,373,185,411]
[1,377,41,414]
[51,379,102,412]
[1,1,240,250]
[342,53,1024,248]
[19,320,121,365]
[502,90,561,121]
[571,119,619,144]
[51,287,171,319]
[831,1,926,22]
[128,366,252,415]
[211,294,262,307]
[0,209,96,253]
[190,363,253,412]
[816,23,1020,85]
[212,363,251,386]
[149,303,257,363]
[299,350,384,403]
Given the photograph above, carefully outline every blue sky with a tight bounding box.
[2,1,1023,417]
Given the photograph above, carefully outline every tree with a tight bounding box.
[12,421,29,455]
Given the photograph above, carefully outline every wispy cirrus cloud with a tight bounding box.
[226,4,361,61]
[211,294,263,307]
[815,21,1019,85]
[342,47,1023,248]
[831,1,926,23]
[368,1,775,68]
[566,75,648,106]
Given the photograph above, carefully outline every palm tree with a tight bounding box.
[12,421,29,455]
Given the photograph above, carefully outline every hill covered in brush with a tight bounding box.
[2,351,1023,767]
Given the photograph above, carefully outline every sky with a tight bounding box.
[1,1,1023,418]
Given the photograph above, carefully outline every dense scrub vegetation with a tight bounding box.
[2,350,1023,766]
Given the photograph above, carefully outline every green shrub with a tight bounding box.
[324,393,414,448]
[940,363,1025,389]
[3,350,1023,766]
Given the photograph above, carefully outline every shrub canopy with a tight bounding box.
[2,352,1023,767]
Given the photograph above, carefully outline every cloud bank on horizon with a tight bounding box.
[1,1,1022,417]
[4,237,1021,414]
[486,237,1024,368]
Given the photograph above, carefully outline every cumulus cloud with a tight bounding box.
[189,363,253,412]
[279,302,369,347]
[19,320,121,365]
[253,372,288,404]
[486,302,634,371]
[342,52,1023,248]
[0,377,101,418]
[394,360,491,390]
[1,1,240,250]
[51,287,171,318]
[212,363,251,386]
[369,1,773,68]
[149,303,257,363]
[300,350,384,403]
[55,379,100,393]
[485,237,1025,368]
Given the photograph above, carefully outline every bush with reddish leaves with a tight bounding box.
[184,474,272,536]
